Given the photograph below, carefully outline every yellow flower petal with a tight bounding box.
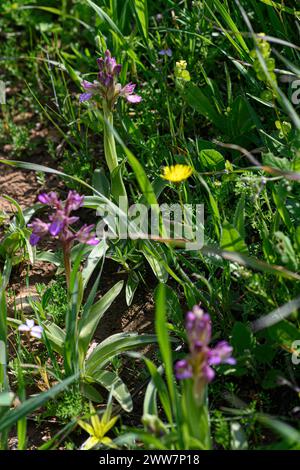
[161,164,193,183]
[82,436,99,450]
[102,415,119,435]
[91,412,102,437]
[78,420,94,436]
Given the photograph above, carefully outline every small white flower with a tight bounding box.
[18,319,43,339]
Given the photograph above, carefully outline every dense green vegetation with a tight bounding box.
[0,0,300,451]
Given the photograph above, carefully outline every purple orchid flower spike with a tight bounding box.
[175,306,236,402]
[28,191,99,287]
[79,50,142,109]
[29,191,97,246]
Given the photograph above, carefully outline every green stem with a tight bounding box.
[103,104,118,173]
[63,245,71,290]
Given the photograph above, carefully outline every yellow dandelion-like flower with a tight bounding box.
[161,164,193,183]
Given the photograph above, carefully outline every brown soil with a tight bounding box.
[0,153,62,213]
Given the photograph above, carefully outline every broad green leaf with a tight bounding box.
[155,284,175,407]
[142,243,168,283]
[81,383,103,403]
[43,321,66,355]
[144,359,172,424]
[89,370,133,412]
[85,333,157,374]
[125,271,139,306]
[184,83,222,127]
[36,251,62,266]
[111,164,128,206]
[258,414,300,444]
[231,322,253,355]
[0,392,14,407]
[220,222,248,254]
[263,152,291,171]
[86,0,125,41]
[79,281,124,355]
[199,149,225,171]
[267,320,300,350]
[164,285,182,325]
[92,168,110,198]
[233,195,246,240]
[82,240,107,289]
[274,231,298,271]
[229,96,254,137]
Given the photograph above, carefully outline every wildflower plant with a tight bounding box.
[175,306,235,404]
[78,401,118,450]
[80,50,141,174]
[28,191,98,287]
[131,285,235,450]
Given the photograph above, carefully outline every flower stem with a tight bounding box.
[63,244,71,289]
[103,104,118,173]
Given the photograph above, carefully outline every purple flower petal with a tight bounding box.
[80,92,93,102]
[31,326,43,339]
[38,193,50,204]
[202,364,215,382]
[18,324,30,332]
[175,359,193,380]
[209,341,235,366]
[85,237,99,246]
[158,48,172,57]
[126,94,142,103]
[49,219,63,236]
[38,191,60,207]
[121,83,136,95]
[26,319,35,328]
[66,191,84,211]
[82,80,95,90]
[113,64,122,75]
[29,233,40,246]
[75,224,99,245]
[97,58,104,71]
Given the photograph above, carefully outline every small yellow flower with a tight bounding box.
[275,120,291,138]
[176,60,187,70]
[161,164,193,183]
[175,60,191,81]
[78,403,119,450]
